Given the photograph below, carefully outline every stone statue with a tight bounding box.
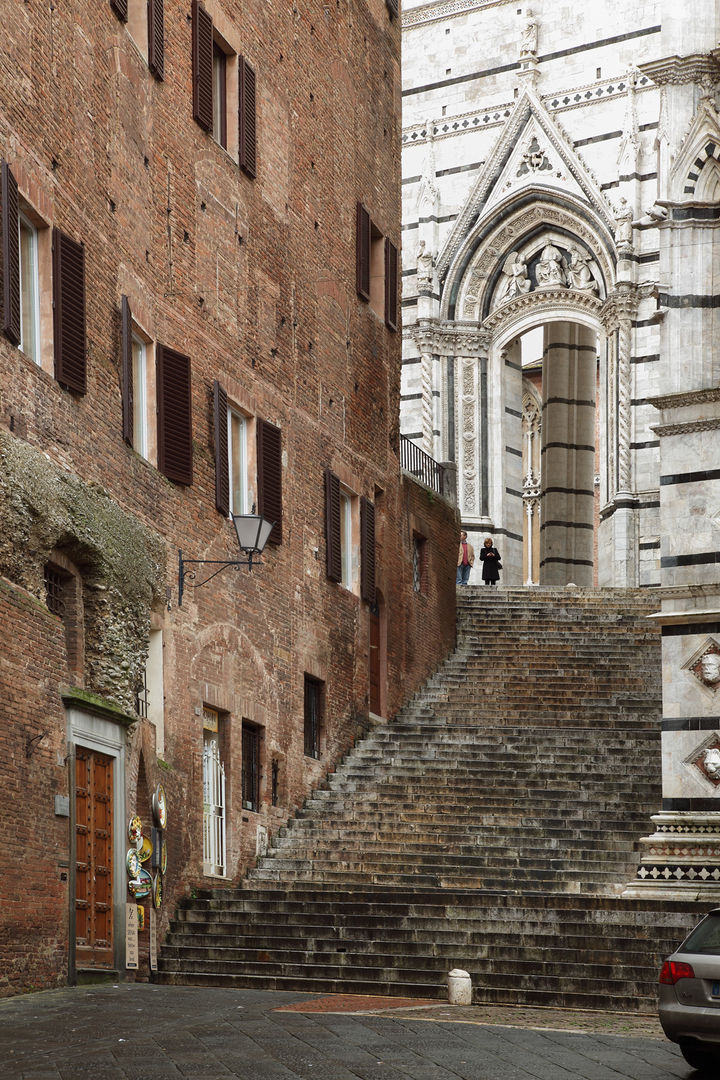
[567,246,598,292]
[700,651,720,688]
[416,240,434,287]
[535,243,566,288]
[703,747,720,780]
[496,252,532,305]
[615,198,634,253]
[520,9,537,58]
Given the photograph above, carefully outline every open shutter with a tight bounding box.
[52,228,86,394]
[356,203,370,300]
[121,295,133,445]
[192,0,213,131]
[384,236,398,331]
[214,380,230,516]
[147,0,164,79]
[360,496,376,604]
[386,0,399,17]
[325,470,342,583]
[257,418,282,544]
[110,0,128,21]
[156,343,193,485]
[239,57,257,178]
[1,162,21,347]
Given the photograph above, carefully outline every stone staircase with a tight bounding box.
[158,588,705,1010]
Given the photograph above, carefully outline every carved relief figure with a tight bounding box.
[519,9,537,57]
[703,747,720,781]
[496,252,532,306]
[416,240,434,287]
[700,651,720,689]
[535,243,567,288]
[567,246,598,292]
[614,197,634,253]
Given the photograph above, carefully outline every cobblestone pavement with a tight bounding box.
[0,985,696,1080]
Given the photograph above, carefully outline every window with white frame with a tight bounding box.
[339,488,352,589]
[18,211,40,364]
[131,334,148,457]
[228,408,248,514]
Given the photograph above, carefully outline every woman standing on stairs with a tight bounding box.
[479,537,501,585]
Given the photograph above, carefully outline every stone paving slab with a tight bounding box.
[0,985,692,1080]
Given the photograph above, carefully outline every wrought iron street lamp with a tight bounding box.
[178,510,274,606]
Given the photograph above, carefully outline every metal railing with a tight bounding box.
[400,434,445,495]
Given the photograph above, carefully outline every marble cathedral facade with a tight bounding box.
[401,0,720,893]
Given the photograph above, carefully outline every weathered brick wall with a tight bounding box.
[0,0,457,994]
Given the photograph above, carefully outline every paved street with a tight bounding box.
[0,985,697,1080]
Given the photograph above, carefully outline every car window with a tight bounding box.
[679,914,720,955]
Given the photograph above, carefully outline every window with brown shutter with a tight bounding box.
[156,343,193,485]
[356,203,370,301]
[52,228,86,395]
[147,0,164,79]
[384,236,398,332]
[360,496,376,604]
[1,162,21,347]
[257,418,282,544]
[324,469,342,583]
[121,295,133,445]
[213,380,230,516]
[110,0,128,21]
[239,57,257,179]
[192,0,213,131]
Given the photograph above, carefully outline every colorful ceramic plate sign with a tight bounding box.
[152,785,167,828]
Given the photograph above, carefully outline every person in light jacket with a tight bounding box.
[479,536,501,585]
[456,531,474,586]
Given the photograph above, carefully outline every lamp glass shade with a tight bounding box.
[232,513,273,555]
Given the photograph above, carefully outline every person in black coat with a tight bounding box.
[479,536,501,585]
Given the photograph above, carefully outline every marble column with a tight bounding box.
[539,322,597,585]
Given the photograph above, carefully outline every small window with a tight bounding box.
[131,335,148,456]
[18,212,40,364]
[304,676,323,759]
[228,408,248,514]
[242,721,261,811]
[44,558,84,679]
[413,534,428,594]
[212,40,228,149]
[340,490,352,588]
[121,296,156,463]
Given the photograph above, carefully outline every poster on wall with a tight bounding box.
[125,903,139,970]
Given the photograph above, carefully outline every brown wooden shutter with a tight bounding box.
[1,162,21,347]
[257,418,282,544]
[324,469,341,583]
[386,0,399,17]
[192,0,213,131]
[213,380,230,516]
[52,227,86,394]
[110,0,128,21]
[360,496,376,604]
[356,203,370,300]
[156,343,193,485]
[147,0,164,79]
[239,57,257,179]
[384,236,398,331]
[121,295,133,445]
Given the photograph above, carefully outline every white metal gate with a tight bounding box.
[202,737,226,876]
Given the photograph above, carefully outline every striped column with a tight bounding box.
[539,322,597,585]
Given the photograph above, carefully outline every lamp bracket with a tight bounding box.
[178,550,261,607]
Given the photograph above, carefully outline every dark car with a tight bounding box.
[659,908,720,1071]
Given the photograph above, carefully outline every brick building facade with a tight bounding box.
[0,0,457,995]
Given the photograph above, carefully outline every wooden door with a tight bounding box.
[369,604,381,716]
[75,747,114,967]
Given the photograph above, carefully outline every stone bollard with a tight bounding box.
[447,968,472,1005]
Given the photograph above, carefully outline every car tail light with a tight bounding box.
[660,960,696,985]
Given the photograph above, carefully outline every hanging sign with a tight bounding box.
[125,902,139,970]
[149,907,158,971]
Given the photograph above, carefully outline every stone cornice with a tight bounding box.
[639,54,720,87]
[599,288,640,330]
[402,0,508,29]
[649,387,720,410]
[651,418,720,437]
[410,319,491,356]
